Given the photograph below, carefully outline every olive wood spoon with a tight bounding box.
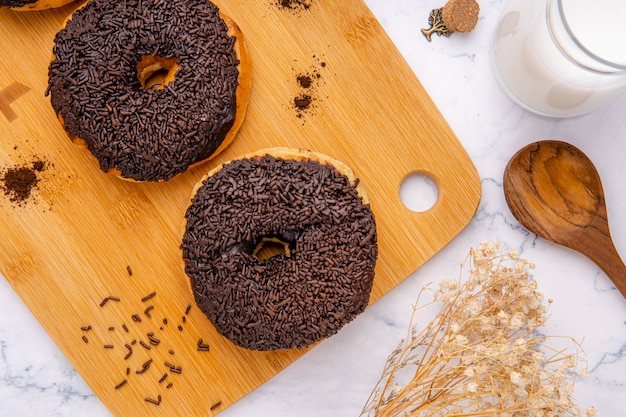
[503,140,626,298]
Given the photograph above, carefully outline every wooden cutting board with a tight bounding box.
[0,1,481,415]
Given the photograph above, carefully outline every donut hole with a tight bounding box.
[252,237,292,262]
[136,56,180,89]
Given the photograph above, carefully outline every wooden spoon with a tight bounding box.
[503,140,626,298]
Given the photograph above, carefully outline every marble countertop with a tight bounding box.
[1,0,625,415]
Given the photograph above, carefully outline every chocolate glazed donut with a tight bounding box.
[47,0,251,181]
[182,148,378,351]
[1,0,76,11]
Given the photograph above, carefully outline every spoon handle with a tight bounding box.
[577,228,626,298]
[591,247,626,298]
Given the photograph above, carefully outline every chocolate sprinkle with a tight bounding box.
[99,295,120,306]
[114,379,128,389]
[145,396,161,405]
[182,154,378,350]
[197,338,210,351]
[136,359,153,374]
[141,291,156,302]
[47,0,240,181]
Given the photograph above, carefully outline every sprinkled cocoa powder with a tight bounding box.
[1,159,47,203]
[182,154,378,350]
[297,74,313,88]
[292,57,326,118]
[294,94,312,111]
[277,0,311,10]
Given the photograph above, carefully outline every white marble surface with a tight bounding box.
[2,0,625,416]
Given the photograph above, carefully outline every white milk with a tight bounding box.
[492,0,626,117]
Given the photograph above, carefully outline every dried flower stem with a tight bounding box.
[361,242,596,417]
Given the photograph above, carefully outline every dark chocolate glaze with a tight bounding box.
[47,0,240,181]
[182,154,378,351]
[1,0,36,7]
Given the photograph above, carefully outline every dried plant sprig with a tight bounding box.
[361,241,596,417]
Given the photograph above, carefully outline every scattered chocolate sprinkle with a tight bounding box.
[145,396,161,405]
[163,318,168,325]
[210,401,223,411]
[115,379,128,389]
[81,284,214,406]
[182,154,378,350]
[164,361,181,374]
[144,305,154,318]
[47,0,241,181]
[99,296,120,307]
[182,316,186,323]
[126,266,133,276]
[177,325,183,331]
[136,359,153,374]
[142,292,157,302]
[131,314,142,322]
[147,332,161,345]
[124,344,133,360]
[197,339,210,351]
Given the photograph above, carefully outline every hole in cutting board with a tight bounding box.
[399,172,438,212]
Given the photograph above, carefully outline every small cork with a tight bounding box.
[442,0,480,32]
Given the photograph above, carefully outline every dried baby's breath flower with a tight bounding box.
[361,242,593,417]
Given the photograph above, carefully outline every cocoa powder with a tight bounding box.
[292,61,325,118]
[1,159,46,203]
[294,94,312,111]
[277,0,311,10]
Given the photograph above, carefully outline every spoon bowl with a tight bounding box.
[503,140,626,297]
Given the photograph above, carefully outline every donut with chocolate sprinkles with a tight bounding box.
[182,148,378,350]
[47,0,251,181]
[1,0,76,11]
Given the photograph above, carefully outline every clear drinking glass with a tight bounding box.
[492,0,626,118]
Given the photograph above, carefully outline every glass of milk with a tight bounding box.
[492,0,626,117]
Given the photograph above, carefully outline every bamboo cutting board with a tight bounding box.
[0,1,481,415]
